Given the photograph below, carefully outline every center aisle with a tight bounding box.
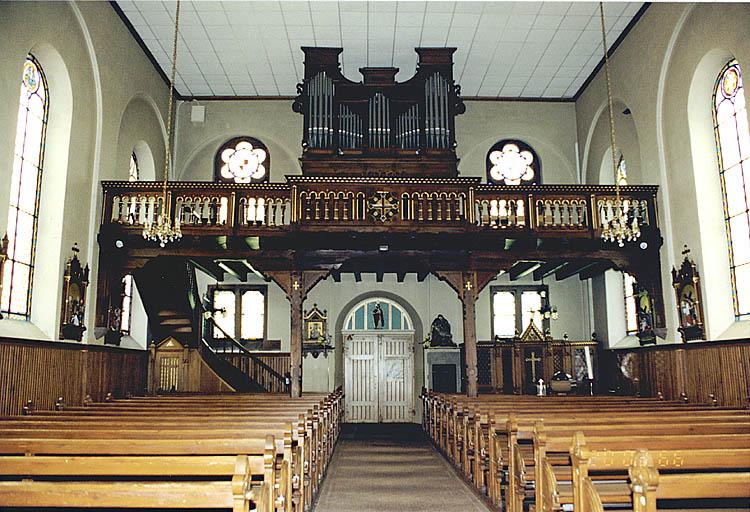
[313,423,491,512]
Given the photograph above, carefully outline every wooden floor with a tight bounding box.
[313,423,491,512]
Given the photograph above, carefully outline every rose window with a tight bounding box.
[217,139,268,183]
[486,141,539,185]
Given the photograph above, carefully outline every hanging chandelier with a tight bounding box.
[143,0,182,248]
[597,2,641,248]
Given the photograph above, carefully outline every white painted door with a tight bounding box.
[344,333,379,423]
[379,334,414,423]
[344,333,414,423]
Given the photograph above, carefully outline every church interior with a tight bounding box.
[0,0,749,511]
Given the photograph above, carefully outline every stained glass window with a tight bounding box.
[210,286,266,341]
[491,286,547,338]
[343,298,412,331]
[713,59,750,320]
[214,137,270,184]
[128,152,139,181]
[623,273,638,335]
[486,140,541,185]
[1,55,49,320]
[120,274,134,335]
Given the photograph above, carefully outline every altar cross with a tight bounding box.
[525,351,542,381]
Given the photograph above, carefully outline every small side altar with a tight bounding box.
[477,322,598,395]
[424,347,462,393]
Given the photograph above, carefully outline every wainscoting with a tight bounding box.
[0,337,147,416]
[605,339,750,407]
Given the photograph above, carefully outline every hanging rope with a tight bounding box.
[599,2,620,200]
[162,0,181,202]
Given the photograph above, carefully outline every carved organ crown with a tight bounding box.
[293,47,465,178]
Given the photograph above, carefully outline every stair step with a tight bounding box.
[171,327,193,333]
[161,318,192,326]
[158,310,182,317]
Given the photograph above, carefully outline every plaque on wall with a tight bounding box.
[671,246,705,342]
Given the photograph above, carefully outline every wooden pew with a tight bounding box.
[572,438,750,512]
[0,390,343,512]
[0,436,278,512]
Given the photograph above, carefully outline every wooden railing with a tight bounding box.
[0,337,147,416]
[204,316,290,394]
[101,180,659,238]
[604,339,750,407]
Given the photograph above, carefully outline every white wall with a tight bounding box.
[0,1,168,343]
[576,3,750,342]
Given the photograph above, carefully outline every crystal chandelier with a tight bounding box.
[143,0,182,248]
[598,2,641,248]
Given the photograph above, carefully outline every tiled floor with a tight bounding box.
[313,423,491,512]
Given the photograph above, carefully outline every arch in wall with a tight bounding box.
[584,99,641,185]
[461,132,576,183]
[22,42,73,338]
[116,95,166,182]
[333,290,424,389]
[686,48,742,337]
[177,130,300,182]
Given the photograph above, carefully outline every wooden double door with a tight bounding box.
[343,332,414,423]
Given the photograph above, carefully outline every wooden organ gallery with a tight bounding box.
[96,46,664,400]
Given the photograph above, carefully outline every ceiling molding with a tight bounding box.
[573,2,651,101]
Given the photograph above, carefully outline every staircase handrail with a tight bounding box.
[203,313,288,385]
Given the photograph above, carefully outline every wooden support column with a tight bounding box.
[267,270,328,397]
[434,270,496,397]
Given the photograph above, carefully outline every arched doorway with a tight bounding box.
[342,297,415,423]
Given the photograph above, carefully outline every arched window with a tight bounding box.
[616,154,628,185]
[214,137,270,184]
[623,273,638,335]
[713,59,750,320]
[486,139,541,185]
[1,55,49,320]
[343,298,413,331]
[128,152,139,181]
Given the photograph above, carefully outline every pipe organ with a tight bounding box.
[293,47,465,177]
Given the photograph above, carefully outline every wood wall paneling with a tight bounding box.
[0,338,147,416]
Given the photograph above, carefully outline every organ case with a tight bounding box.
[293,47,466,177]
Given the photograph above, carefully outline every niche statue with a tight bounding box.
[430,314,455,347]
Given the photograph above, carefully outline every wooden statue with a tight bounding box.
[671,246,705,342]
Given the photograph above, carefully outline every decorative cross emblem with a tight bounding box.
[524,351,542,381]
[368,191,398,223]
[292,280,300,291]
[465,280,472,291]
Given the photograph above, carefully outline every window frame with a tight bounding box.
[1,54,49,320]
[490,284,549,339]
[486,139,542,185]
[207,284,268,342]
[214,136,270,184]
[712,59,750,320]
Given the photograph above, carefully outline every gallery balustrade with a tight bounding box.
[101,179,658,239]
